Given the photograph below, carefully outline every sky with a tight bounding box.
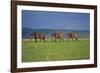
[22,10,90,30]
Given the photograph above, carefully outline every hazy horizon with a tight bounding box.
[22,27,90,31]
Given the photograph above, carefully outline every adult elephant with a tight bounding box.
[30,32,46,42]
[51,32,64,42]
[67,32,79,41]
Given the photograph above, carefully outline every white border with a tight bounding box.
[17,5,94,68]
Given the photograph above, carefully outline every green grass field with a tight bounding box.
[22,39,90,62]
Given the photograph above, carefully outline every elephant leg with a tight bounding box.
[55,37,57,42]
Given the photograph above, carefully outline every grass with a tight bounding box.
[22,39,90,62]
